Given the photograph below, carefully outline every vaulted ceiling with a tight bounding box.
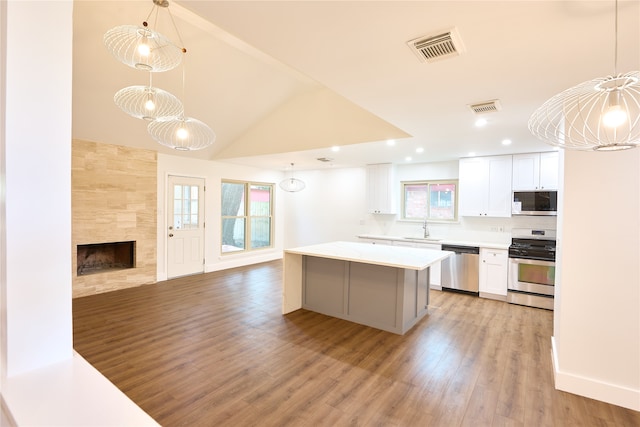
[72,0,640,171]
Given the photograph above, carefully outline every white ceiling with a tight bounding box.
[72,0,640,171]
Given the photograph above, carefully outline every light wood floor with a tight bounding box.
[73,261,640,426]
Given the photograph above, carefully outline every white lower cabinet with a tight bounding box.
[393,240,442,289]
[479,248,508,299]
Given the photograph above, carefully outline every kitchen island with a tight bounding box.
[283,241,453,334]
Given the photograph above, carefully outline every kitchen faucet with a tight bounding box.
[423,217,430,238]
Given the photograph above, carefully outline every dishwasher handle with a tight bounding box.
[441,244,480,255]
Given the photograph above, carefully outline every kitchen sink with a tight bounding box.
[402,237,442,242]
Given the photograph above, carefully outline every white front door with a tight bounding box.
[167,175,205,278]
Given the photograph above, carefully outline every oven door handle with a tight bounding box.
[509,257,555,267]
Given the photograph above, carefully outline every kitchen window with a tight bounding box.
[221,181,274,253]
[401,180,458,221]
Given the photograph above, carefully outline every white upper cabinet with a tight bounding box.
[459,155,513,217]
[512,151,559,190]
[539,151,560,190]
[366,163,397,214]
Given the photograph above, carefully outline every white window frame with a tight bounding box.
[221,180,274,254]
[401,180,458,222]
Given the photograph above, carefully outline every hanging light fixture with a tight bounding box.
[103,0,184,72]
[114,73,183,121]
[147,49,216,150]
[528,0,640,151]
[148,117,216,150]
[279,163,306,192]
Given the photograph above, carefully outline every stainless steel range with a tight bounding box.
[507,228,556,310]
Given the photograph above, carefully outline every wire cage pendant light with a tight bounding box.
[114,74,183,121]
[148,116,216,151]
[104,24,183,72]
[146,49,216,151]
[106,0,216,151]
[279,163,306,192]
[528,0,640,151]
[528,72,640,151]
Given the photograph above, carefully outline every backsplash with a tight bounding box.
[366,214,557,244]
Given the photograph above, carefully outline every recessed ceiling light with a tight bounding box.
[502,139,512,146]
[475,118,488,127]
[331,145,340,152]
[416,147,424,153]
[405,156,412,162]
[386,139,396,146]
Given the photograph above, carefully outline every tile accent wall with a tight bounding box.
[72,139,157,298]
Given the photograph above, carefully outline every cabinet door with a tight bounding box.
[512,153,540,190]
[539,151,559,190]
[486,156,513,217]
[459,157,489,216]
[479,248,508,297]
[459,156,512,217]
[366,164,396,214]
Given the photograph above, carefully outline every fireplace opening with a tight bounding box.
[77,241,135,276]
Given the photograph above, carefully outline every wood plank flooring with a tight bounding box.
[73,261,640,426]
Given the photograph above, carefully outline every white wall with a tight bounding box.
[1,0,73,378]
[282,167,368,248]
[553,148,640,411]
[156,155,286,280]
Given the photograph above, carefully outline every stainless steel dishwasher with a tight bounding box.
[441,244,480,295]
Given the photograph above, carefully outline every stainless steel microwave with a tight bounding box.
[512,191,558,216]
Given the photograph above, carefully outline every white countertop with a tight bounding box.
[2,351,159,426]
[357,234,510,250]
[285,241,453,270]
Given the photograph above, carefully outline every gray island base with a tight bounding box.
[283,241,453,335]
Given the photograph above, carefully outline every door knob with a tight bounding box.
[169,233,174,237]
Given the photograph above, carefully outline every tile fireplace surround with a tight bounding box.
[72,140,157,298]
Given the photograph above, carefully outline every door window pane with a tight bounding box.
[173,184,199,229]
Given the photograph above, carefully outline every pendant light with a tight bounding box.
[279,163,306,192]
[114,73,183,121]
[528,0,640,151]
[103,0,184,72]
[148,117,216,151]
[147,51,216,150]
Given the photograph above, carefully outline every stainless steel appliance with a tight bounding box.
[512,190,558,216]
[441,244,480,295]
[507,228,556,310]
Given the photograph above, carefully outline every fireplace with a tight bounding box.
[77,241,135,276]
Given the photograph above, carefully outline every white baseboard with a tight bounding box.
[551,337,640,411]
[208,250,282,272]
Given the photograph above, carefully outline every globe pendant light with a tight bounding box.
[279,163,306,192]
[528,0,640,151]
[103,0,184,72]
[114,73,183,121]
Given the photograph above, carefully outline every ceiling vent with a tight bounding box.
[469,100,502,114]
[316,157,333,163]
[407,28,465,63]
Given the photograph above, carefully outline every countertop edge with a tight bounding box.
[357,234,511,250]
